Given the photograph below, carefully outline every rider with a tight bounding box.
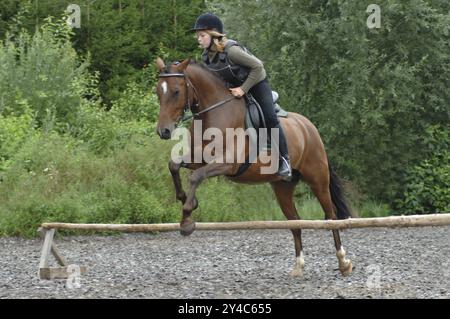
[191,13,292,179]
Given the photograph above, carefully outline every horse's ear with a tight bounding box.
[155,57,166,72]
[177,58,191,72]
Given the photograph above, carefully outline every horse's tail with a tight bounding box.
[328,161,352,219]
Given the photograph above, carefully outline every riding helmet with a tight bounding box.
[191,13,224,34]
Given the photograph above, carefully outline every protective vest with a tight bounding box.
[202,40,251,87]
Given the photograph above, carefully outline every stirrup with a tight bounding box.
[277,156,292,179]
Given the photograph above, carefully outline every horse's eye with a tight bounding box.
[173,90,180,97]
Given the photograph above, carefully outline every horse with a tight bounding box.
[154,57,353,277]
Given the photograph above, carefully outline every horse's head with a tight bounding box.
[155,58,193,140]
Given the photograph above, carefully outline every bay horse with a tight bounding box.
[155,57,353,277]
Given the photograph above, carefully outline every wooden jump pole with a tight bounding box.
[41,214,450,233]
[38,214,450,280]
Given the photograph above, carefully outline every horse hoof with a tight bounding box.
[339,260,353,277]
[180,221,196,237]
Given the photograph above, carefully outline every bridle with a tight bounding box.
[158,71,198,123]
[158,69,235,124]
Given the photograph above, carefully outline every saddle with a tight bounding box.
[228,91,288,178]
[244,91,288,150]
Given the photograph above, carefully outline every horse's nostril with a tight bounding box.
[162,128,171,140]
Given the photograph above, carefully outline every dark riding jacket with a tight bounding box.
[202,40,266,93]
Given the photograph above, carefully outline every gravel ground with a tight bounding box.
[0,226,449,299]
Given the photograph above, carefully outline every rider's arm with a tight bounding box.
[227,45,267,93]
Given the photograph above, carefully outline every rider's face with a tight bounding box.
[196,31,211,49]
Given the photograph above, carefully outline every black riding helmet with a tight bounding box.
[191,13,224,34]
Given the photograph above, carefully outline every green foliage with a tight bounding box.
[0,15,94,132]
[69,68,159,155]
[0,0,23,37]
[0,133,171,236]
[396,125,450,214]
[0,104,36,171]
[109,77,159,123]
[0,0,207,104]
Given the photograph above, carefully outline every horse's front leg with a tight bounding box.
[168,159,188,204]
[169,142,205,204]
[180,163,235,236]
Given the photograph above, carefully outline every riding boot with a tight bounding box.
[271,123,292,179]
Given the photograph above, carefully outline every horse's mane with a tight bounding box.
[163,60,227,89]
[188,60,228,89]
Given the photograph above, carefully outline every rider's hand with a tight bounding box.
[229,87,245,98]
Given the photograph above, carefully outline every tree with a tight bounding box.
[0,0,22,37]
[1,0,207,104]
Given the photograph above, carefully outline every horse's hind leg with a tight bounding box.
[302,166,353,277]
[271,180,305,277]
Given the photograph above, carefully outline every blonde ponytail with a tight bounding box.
[206,30,228,52]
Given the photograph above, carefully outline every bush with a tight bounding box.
[72,103,156,155]
[0,104,36,171]
[109,75,160,124]
[0,16,95,131]
[0,133,174,236]
[396,125,450,214]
